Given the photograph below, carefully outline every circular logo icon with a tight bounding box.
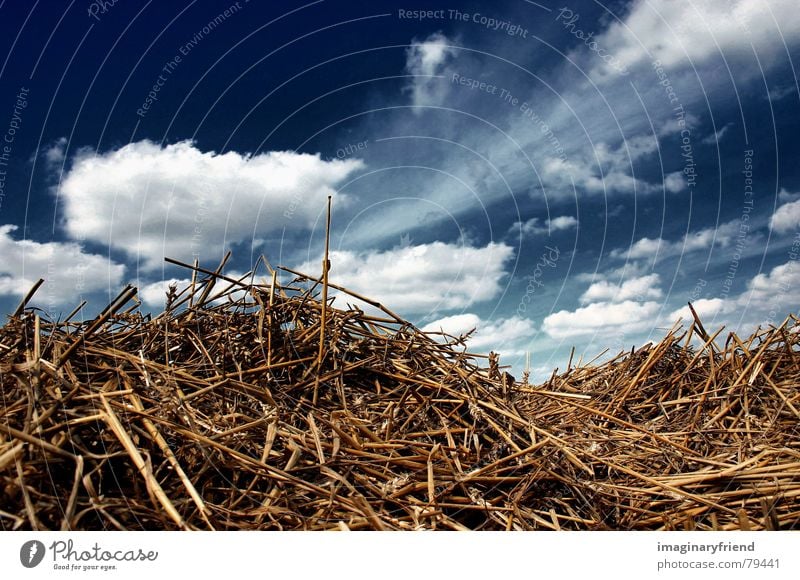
[20,540,46,568]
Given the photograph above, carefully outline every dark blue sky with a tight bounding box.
[1,0,799,377]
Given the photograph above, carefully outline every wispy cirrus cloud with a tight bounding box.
[589,0,800,77]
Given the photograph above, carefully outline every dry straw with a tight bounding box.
[1,257,798,530]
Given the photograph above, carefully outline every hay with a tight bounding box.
[1,256,798,530]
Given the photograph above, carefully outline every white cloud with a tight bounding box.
[540,155,656,196]
[739,260,800,311]
[665,259,800,332]
[778,188,800,203]
[616,237,662,260]
[669,298,727,323]
[701,124,732,145]
[404,32,457,109]
[593,0,800,76]
[464,316,535,354]
[580,273,663,304]
[43,137,68,167]
[508,218,544,238]
[664,171,685,193]
[612,221,738,260]
[769,84,797,101]
[297,241,513,314]
[423,313,535,357]
[57,140,364,270]
[0,224,125,307]
[542,255,800,349]
[337,2,792,251]
[548,216,578,230]
[542,300,661,339]
[769,199,800,234]
[573,260,651,285]
[664,259,800,333]
[508,215,577,237]
[422,313,481,336]
[138,272,253,309]
[595,135,659,165]
[139,278,190,308]
[536,135,665,197]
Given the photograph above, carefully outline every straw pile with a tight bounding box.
[1,256,798,530]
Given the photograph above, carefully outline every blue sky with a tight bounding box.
[0,0,799,378]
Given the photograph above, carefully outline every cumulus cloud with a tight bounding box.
[592,0,800,76]
[508,219,544,238]
[423,313,535,356]
[612,221,739,260]
[664,171,685,193]
[138,272,253,309]
[544,253,800,347]
[139,278,191,308]
[542,300,661,340]
[580,273,663,304]
[548,216,578,230]
[667,259,800,331]
[508,215,577,237]
[57,140,364,270]
[0,224,125,307]
[769,198,800,234]
[297,241,513,314]
[669,298,727,323]
[404,32,457,108]
[543,270,668,341]
[422,313,481,336]
[739,260,800,312]
[465,316,536,354]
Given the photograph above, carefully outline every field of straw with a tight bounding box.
[1,254,798,530]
